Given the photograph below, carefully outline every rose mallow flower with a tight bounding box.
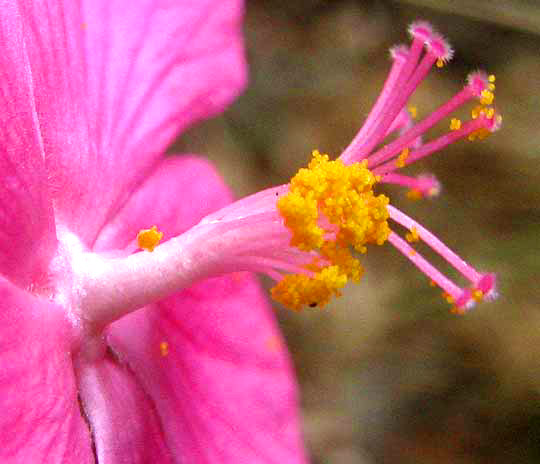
[1,6,500,464]
[138,21,499,315]
[0,1,306,463]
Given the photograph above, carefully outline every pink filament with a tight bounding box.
[345,48,439,162]
[373,117,491,175]
[381,173,438,195]
[366,86,475,167]
[387,231,462,299]
[341,35,427,163]
[388,205,481,283]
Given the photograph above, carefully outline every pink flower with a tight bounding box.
[132,21,499,314]
[0,1,306,463]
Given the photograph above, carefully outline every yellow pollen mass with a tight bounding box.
[395,148,409,168]
[469,105,495,142]
[160,341,169,357]
[436,58,444,68]
[405,226,420,243]
[409,105,418,119]
[137,225,163,252]
[271,266,347,312]
[480,89,494,105]
[273,150,390,310]
[450,118,462,131]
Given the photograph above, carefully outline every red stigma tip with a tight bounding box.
[466,71,490,97]
[427,34,454,61]
[408,21,434,42]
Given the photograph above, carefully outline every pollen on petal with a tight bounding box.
[137,225,163,252]
[159,341,169,357]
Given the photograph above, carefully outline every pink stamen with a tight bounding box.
[341,32,429,163]
[382,173,440,197]
[373,116,494,175]
[349,44,441,160]
[342,45,409,161]
[345,46,410,158]
[387,231,463,300]
[385,108,413,136]
[366,85,478,168]
[387,205,482,283]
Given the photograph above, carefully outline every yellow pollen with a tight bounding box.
[450,118,462,131]
[480,89,494,105]
[409,105,418,119]
[436,58,444,68]
[450,306,465,315]
[429,279,436,287]
[395,148,409,168]
[405,226,420,243]
[488,74,496,83]
[409,249,416,256]
[472,289,484,302]
[159,341,169,357]
[137,225,163,252]
[273,150,390,310]
[406,189,423,201]
[469,105,495,142]
[271,266,348,312]
[488,83,495,91]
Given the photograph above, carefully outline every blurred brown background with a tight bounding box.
[175,1,540,462]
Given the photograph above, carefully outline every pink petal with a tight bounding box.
[0,2,57,288]
[94,156,232,251]
[76,356,174,464]
[15,0,246,245]
[0,277,94,463]
[107,274,307,463]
